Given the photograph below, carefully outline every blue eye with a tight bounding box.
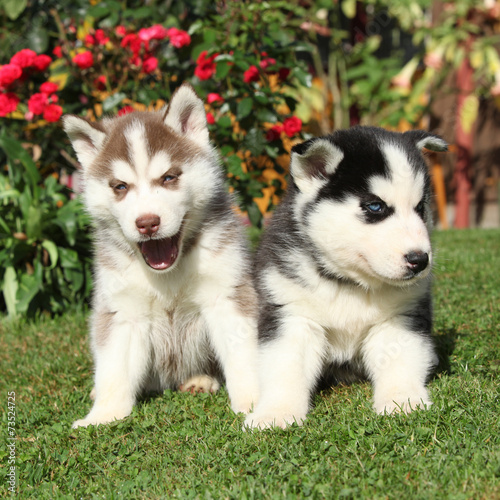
[367,202,383,213]
[115,184,127,190]
[163,175,175,182]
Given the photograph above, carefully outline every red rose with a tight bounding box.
[166,27,191,48]
[72,51,94,69]
[0,64,23,87]
[115,26,127,37]
[207,93,223,104]
[283,116,302,137]
[142,56,158,74]
[259,57,276,70]
[266,124,284,142]
[28,93,48,115]
[10,49,37,68]
[195,51,218,81]
[32,54,52,71]
[118,106,134,116]
[138,24,169,42]
[40,82,58,95]
[243,65,260,83]
[121,34,142,55]
[84,34,95,46]
[93,75,107,90]
[53,46,63,58]
[278,67,290,81]
[0,92,20,116]
[95,29,109,45]
[206,112,215,125]
[43,103,63,122]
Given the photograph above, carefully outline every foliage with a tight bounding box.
[0,229,499,497]
[301,0,500,131]
[0,131,91,318]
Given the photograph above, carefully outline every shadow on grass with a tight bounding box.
[433,328,457,377]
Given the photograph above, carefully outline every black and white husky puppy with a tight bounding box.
[63,84,259,428]
[245,126,447,429]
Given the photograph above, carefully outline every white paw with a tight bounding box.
[243,411,306,430]
[179,375,220,394]
[71,406,132,428]
[230,395,257,415]
[374,392,432,415]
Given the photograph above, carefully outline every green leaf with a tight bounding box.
[215,61,231,80]
[226,155,244,177]
[341,0,357,19]
[0,131,41,190]
[246,202,262,227]
[2,0,27,19]
[237,97,253,120]
[41,240,58,270]
[102,93,127,113]
[27,25,49,54]
[16,272,40,315]
[217,116,232,128]
[256,108,277,123]
[243,128,266,157]
[26,205,42,240]
[2,267,18,318]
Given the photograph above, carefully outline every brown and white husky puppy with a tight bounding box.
[63,83,259,428]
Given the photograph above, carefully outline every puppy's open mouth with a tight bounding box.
[139,231,182,271]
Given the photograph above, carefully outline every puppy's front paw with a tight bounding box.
[71,406,132,429]
[374,390,432,415]
[243,411,305,430]
[179,375,220,394]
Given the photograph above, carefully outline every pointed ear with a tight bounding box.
[62,115,106,170]
[163,83,209,146]
[405,130,448,152]
[290,138,344,193]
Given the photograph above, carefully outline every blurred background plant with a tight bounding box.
[1,0,499,317]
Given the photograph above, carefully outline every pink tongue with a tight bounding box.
[140,237,179,270]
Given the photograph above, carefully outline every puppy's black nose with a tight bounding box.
[405,251,429,274]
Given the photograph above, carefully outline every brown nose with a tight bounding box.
[135,214,160,236]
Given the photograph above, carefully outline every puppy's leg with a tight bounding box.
[362,318,437,415]
[244,316,326,430]
[72,311,151,429]
[203,302,260,414]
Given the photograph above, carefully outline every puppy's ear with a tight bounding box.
[290,138,344,193]
[163,83,210,146]
[404,130,448,152]
[62,115,107,170]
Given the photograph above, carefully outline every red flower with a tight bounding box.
[259,57,276,70]
[206,112,215,125]
[138,24,169,42]
[0,92,20,116]
[84,34,95,46]
[118,106,134,116]
[207,93,223,104]
[115,26,127,37]
[93,75,107,90]
[10,49,37,68]
[0,64,23,87]
[33,54,52,71]
[28,92,48,115]
[72,51,94,70]
[121,34,142,55]
[40,82,58,95]
[278,67,290,81]
[142,56,158,74]
[166,27,191,48]
[266,124,283,142]
[195,51,218,80]
[53,46,63,58]
[95,29,110,45]
[283,116,302,137]
[43,103,63,122]
[243,65,260,83]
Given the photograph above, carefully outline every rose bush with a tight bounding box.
[0,0,310,316]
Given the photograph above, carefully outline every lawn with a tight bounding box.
[1,229,499,499]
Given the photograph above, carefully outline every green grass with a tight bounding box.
[1,229,499,499]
